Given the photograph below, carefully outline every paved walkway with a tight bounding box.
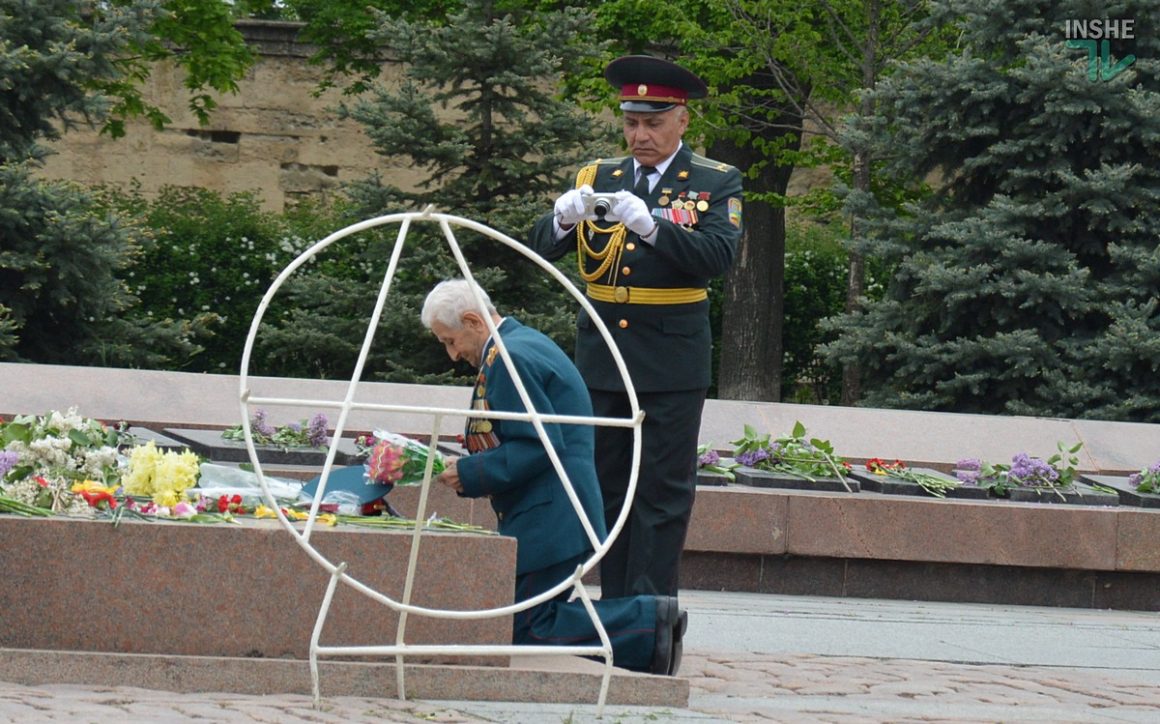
[3,591,1159,722]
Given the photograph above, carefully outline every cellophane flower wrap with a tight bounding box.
[362,430,445,491]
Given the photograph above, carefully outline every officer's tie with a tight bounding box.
[634,166,656,198]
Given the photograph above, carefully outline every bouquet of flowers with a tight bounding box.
[955,441,1083,499]
[697,443,738,481]
[359,430,446,492]
[120,441,202,507]
[1128,460,1160,494]
[221,408,331,449]
[865,458,961,498]
[731,421,851,488]
[0,407,127,514]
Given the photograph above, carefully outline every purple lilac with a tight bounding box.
[1129,460,1160,488]
[698,449,720,467]
[0,450,19,478]
[1008,452,1058,486]
[954,459,982,485]
[251,409,275,438]
[736,448,771,468]
[307,413,330,447]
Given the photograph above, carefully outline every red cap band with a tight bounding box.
[620,83,688,105]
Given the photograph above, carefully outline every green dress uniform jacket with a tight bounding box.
[529,142,743,393]
[456,317,607,576]
[453,317,665,671]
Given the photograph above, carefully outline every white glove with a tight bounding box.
[554,184,592,227]
[612,191,657,239]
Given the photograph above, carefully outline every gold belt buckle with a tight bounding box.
[613,286,629,303]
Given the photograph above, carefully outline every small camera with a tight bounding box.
[582,192,620,220]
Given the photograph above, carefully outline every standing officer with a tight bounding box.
[529,56,744,600]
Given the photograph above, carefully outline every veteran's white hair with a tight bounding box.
[420,278,497,330]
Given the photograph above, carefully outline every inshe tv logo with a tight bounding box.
[1065,19,1137,82]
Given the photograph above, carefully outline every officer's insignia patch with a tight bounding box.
[612,168,624,178]
[485,345,498,366]
[728,197,742,228]
[677,169,689,180]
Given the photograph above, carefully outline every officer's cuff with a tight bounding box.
[639,222,659,246]
[555,217,576,239]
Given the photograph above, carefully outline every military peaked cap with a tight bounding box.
[604,55,708,113]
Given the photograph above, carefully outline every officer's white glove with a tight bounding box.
[554,184,592,228]
[612,191,657,240]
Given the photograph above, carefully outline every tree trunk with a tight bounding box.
[841,149,869,406]
[714,133,800,402]
[840,0,881,406]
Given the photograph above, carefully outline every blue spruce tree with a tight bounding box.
[822,0,1160,421]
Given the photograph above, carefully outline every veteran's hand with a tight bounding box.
[612,191,657,239]
[437,459,463,494]
[554,184,592,228]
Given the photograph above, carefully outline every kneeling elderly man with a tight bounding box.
[423,279,686,675]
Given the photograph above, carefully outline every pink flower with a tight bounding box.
[172,501,198,518]
[366,441,406,485]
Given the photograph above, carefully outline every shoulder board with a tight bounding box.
[689,152,737,173]
[575,157,629,188]
[575,164,598,189]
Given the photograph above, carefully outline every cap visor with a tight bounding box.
[620,100,677,113]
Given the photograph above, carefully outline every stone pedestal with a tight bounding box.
[0,516,516,664]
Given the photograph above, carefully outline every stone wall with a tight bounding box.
[33,20,828,214]
[35,21,423,213]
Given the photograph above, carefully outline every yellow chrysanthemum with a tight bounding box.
[122,442,164,496]
[154,489,180,508]
[121,442,200,502]
[154,449,199,497]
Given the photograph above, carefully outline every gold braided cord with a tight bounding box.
[575,163,599,189]
[577,221,627,283]
[573,161,626,284]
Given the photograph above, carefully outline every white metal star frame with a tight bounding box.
[237,207,643,714]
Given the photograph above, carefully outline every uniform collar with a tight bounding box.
[480,316,511,368]
[634,142,683,181]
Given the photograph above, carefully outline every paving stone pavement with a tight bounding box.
[3,591,1160,723]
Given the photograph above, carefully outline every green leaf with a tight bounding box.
[1,422,32,447]
[68,429,95,448]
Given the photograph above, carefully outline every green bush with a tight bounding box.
[100,186,328,373]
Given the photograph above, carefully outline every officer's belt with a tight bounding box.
[586,283,708,305]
